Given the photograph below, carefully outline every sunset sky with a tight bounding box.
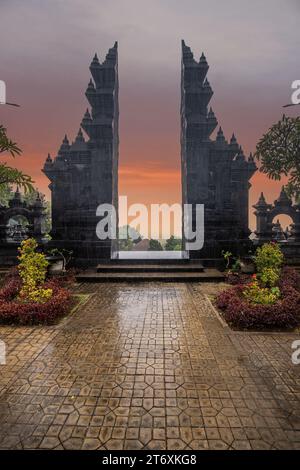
[0,0,299,236]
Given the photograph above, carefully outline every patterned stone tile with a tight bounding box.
[0,281,299,450]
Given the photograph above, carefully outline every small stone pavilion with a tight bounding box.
[0,188,45,264]
[253,187,300,259]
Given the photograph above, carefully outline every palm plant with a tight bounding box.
[0,125,34,197]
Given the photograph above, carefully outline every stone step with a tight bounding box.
[109,258,191,265]
[102,258,224,267]
[76,268,224,283]
[96,263,205,273]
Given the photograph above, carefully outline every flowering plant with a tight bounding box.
[243,279,280,305]
[242,243,284,305]
[18,238,53,303]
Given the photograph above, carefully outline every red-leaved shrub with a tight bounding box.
[225,273,252,285]
[217,269,300,330]
[3,266,19,281]
[0,277,21,301]
[279,267,300,290]
[0,278,71,325]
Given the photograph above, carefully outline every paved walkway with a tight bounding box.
[0,282,299,450]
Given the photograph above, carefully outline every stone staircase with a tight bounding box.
[76,261,225,282]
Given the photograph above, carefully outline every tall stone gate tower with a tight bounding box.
[43,43,119,265]
[181,40,256,259]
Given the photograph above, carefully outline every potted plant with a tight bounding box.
[221,250,233,271]
[46,248,73,273]
[222,250,242,274]
[240,250,256,274]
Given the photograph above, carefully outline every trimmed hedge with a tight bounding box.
[0,277,71,325]
[217,268,300,330]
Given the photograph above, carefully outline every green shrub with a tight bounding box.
[254,242,284,287]
[243,278,280,305]
[18,238,52,303]
[240,243,284,305]
[260,267,280,287]
[254,242,284,273]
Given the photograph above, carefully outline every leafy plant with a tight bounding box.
[47,248,73,270]
[0,125,34,196]
[18,238,52,303]
[0,277,21,301]
[118,237,134,251]
[149,239,163,251]
[165,236,182,251]
[260,267,280,288]
[226,272,252,285]
[0,125,21,156]
[243,278,280,305]
[222,250,233,269]
[218,245,299,328]
[231,258,241,273]
[0,164,34,195]
[221,250,241,274]
[119,225,142,244]
[254,242,284,273]
[255,115,300,201]
[0,279,71,325]
[279,266,300,290]
[217,270,300,330]
[241,243,284,304]
[254,242,284,287]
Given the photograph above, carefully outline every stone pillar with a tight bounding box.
[293,207,300,242]
[253,192,272,241]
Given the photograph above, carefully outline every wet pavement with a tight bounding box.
[0,282,299,450]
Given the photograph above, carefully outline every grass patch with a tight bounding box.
[69,294,92,315]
